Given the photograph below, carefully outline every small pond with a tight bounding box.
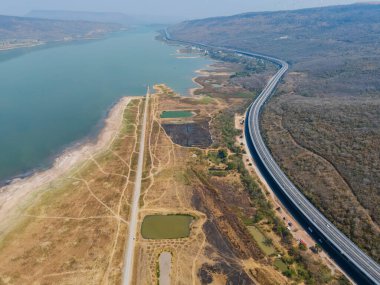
[141,214,193,239]
[161,110,194,119]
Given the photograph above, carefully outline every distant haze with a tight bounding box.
[0,0,375,19]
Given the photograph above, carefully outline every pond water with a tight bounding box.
[141,214,193,239]
[160,110,194,118]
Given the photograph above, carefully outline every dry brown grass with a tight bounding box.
[0,60,348,284]
[169,4,380,263]
[0,99,143,285]
[133,87,211,285]
[133,85,289,285]
[262,89,380,262]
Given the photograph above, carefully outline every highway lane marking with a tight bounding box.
[246,62,380,282]
[165,30,380,283]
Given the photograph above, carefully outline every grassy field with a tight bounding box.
[133,84,294,284]
[0,98,143,284]
[0,49,352,284]
[169,3,380,263]
[247,226,276,255]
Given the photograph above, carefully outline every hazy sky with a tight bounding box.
[0,0,372,19]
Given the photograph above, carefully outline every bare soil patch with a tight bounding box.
[0,97,143,284]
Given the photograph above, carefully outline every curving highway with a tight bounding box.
[244,56,380,285]
[164,29,380,285]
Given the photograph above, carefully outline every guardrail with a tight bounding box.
[164,29,380,284]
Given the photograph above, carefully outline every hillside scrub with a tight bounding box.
[169,3,380,262]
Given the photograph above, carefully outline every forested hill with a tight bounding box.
[26,11,130,25]
[25,10,181,25]
[0,15,122,41]
[169,3,380,63]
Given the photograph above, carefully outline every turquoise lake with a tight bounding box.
[0,27,212,182]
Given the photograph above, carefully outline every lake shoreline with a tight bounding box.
[0,28,213,239]
[0,97,121,188]
[0,28,212,183]
[0,96,140,236]
[0,29,127,53]
[189,64,226,96]
[0,42,45,52]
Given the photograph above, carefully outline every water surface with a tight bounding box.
[141,215,193,239]
[0,27,212,182]
[160,110,194,118]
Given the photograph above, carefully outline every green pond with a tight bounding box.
[248,226,276,255]
[160,110,194,119]
[141,215,193,239]
[0,26,212,183]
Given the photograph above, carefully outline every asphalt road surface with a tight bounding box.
[165,29,380,284]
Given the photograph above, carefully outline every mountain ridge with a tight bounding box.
[0,14,122,42]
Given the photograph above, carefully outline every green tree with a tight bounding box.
[299,242,307,251]
[264,238,273,246]
[217,149,228,162]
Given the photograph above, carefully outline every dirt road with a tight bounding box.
[122,87,150,284]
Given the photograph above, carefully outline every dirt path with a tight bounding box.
[0,96,139,238]
[122,87,150,284]
[101,99,143,284]
[159,252,172,285]
[236,113,353,282]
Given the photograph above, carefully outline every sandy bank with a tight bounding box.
[0,42,45,52]
[189,65,232,96]
[0,96,140,235]
[189,69,211,96]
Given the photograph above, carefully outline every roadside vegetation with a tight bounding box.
[155,57,349,283]
[262,94,380,261]
[209,106,346,284]
[169,3,380,263]
[160,55,348,282]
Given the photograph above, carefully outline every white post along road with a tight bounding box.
[245,54,380,285]
[164,29,380,284]
[122,87,150,285]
